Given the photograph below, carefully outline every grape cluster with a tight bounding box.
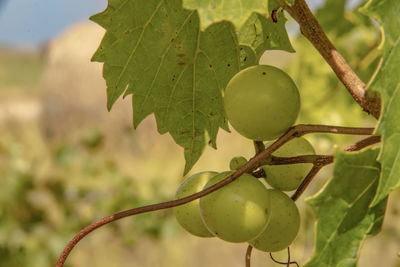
[174,65,313,252]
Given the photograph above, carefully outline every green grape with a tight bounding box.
[262,137,315,191]
[200,172,271,243]
[223,65,300,141]
[229,156,247,170]
[249,189,300,252]
[174,171,217,237]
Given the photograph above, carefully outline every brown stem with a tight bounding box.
[269,154,333,165]
[258,136,381,168]
[344,135,381,152]
[290,124,374,136]
[276,0,381,119]
[291,135,381,201]
[291,164,324,201]
[56,124,376,266]
[245,245,253,267]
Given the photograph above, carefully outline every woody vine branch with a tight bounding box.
[56,124,378,267]
[275,0,381,119]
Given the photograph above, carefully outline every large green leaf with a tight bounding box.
[91,0,241,173]
[361,0,400,206]
[305,149,387,267]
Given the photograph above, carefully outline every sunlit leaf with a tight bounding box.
[305,149,387,267]
[361,0,400,206]
[239,10,294,60]
[182,0,269,29]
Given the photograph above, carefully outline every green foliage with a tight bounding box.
[182,0,295,30]
[289,0,379,133]
[314,0,354,37]
[0,126,173,267]
[182,0,269,29]
[305,149,387,267]
[361,0,400,206]
[239,10,294,60]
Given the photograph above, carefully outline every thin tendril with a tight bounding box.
[269,248,299,267]
[245,245,253,267]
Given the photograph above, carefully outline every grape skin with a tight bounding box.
[224,65,300,141]
[249,189,300,252]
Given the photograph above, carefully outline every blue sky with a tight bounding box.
[0,0,363,48]
[0,0,107,48]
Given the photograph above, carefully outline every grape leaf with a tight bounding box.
[360,0,400,206]
[239,10,295,60]
[305,149,387,267]
[91,0,241,173]
[182,0,269,29]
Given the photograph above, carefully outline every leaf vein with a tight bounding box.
[115,0,165,98]
[138,10,196,117]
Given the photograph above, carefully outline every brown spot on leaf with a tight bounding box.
[271,9,278,23]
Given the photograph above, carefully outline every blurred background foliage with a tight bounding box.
[0,0,399,266]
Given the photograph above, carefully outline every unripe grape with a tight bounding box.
[249,189,300,252]
[262,137,315,191]
[229,156,247,170]
[174,171,217,237]
[200,172,271,243]
[224,65,300,141]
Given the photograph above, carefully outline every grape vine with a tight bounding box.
[55,0,400,266]
[56,125,379,267]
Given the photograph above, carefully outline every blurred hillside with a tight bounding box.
[0,16,399,267]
